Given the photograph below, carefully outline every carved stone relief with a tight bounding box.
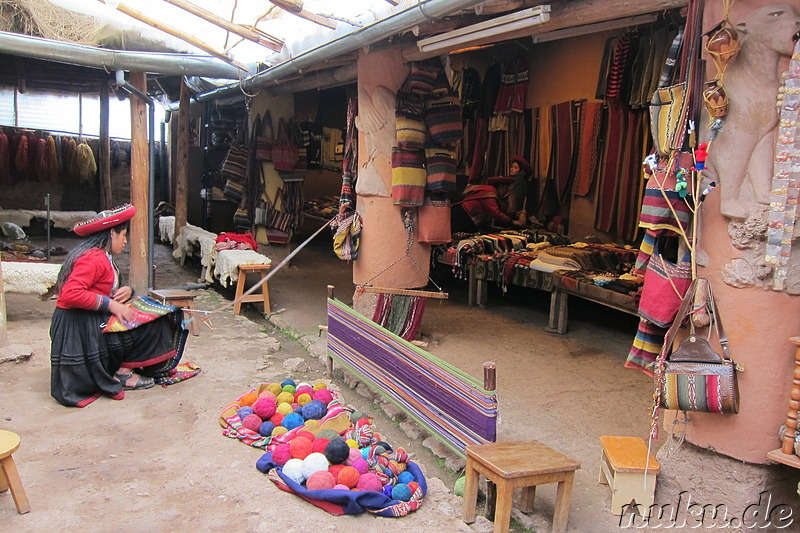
[704,4,800,292]
[354,85,395,198]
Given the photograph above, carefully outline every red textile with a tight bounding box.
[56,248,114,311]
[456,185,512,226]
[215,232,258,251]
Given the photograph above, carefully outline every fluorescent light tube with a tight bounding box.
[418,5,551,53]
[531,14,658,44]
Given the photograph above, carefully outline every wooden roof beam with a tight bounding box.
[97,0,250,72]
[269,0,337,30]
[161,0,283,53]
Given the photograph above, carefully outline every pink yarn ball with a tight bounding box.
[312,438,331,454]
[306,470,336,491]
[241,414,263,432]
[351,458,369,474]
[269,413,284,426]
[258,391,277,403]
[356,472,383,492]
[333,484,350,490]
[295,430,316,442]
[272,444,293,466]
[313,389,334,406]
[345,447,362,466]
[252,397,277,419]
[295,385,314,397]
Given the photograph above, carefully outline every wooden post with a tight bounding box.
[128,71,149,296]
[99,84,112,209]
[483,361,497,520]
[174,78,190,252]
[326,285,334,376]
[0,258,7,347]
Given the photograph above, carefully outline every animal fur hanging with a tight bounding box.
[14,133,28,177]
[46,135,58,183]
[35,137,47,182]
[75,141,97,185]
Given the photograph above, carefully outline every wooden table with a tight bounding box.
[463,440,580,533]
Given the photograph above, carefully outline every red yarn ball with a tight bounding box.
[306,470,336,491]
[269,413,284,426]
[272,444,293,466]
[312,438,331,454]
[241,414,263,432]
[295,430,316,442]
[356,472,383,492]
[289,436,313,460]
[252,397,277,419]
[337,466,360,489]
[328,464,346,482]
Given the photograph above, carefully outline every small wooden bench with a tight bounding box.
[234,264,271,316]
[150,288,199,336]
[0,429,31,514]
[599,436,660,515]
[463,440,580,533]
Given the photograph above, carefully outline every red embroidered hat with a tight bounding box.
[73,204,136,236]
[510,155,532,173]
[487,176,515,186]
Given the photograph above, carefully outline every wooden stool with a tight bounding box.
[599,436,660,515]
[149,289,199,336]
[234,264,271,316]
[463,440,580,533]
[0,430,30,514]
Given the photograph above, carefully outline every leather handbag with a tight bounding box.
[272,118,299,172]
[656,277,741,414]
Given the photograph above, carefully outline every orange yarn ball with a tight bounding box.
[337,466,360,489]
[290,436,313,460]
[328,463,346,482]
[239,392,258,407]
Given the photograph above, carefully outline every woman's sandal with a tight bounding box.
[115,372,155,391]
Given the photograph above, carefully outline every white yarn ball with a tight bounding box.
[283,458,306,484]
[301,452,330,480]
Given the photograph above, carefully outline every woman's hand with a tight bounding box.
[108,299,136,323]
[112,286,134,303]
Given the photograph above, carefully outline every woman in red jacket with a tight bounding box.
[50,205,186,407]
[451,176,526,233]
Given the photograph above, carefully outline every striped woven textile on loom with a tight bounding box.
[327,298,497,457]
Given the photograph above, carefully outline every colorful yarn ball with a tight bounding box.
[295,385,314,397]
[313,382,328,391]
[312,389,333,406]
[282,458,306,484]
[241,414,263,432]
[266,383,282,396]
[346,439,359,449]
[257,390,277,402]
[276,403,293,416]
[375,441,393,453]
[295,430,316,442]
[301,400,327,420]
[336,466,360,488]
[237,406,254,419]
[252,398,277,419]
[351,458,369,474]
[276,391,295,405]
[272,426,288,437]
[301,452,330,479]
[328,464,346,482]
[280,379,296,388]
[282,412,304,431]
[258,421,275,437]
[324,438,351,465]
[392,483,412,502]
[316,429,340,441]
[312,438,331,454]
[290,436,313,460]
[356,472,383,492]
[333,484,349,490]
[407,481,419,494]
[282,384,296,394]
[296,393,313,405]
[393,448,409,463]
[269,413,284,426]
[387,460,403,476]
[360,448,370,460]
[272,444,293,466]
[306,470,335,491]
[382,484,394,497]
[398,471,415,484]
[345,447,362,466]
[238,392,258,406]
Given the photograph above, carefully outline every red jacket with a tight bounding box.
[56,248,115,312]
[456,185,513,227]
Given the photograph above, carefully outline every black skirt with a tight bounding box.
[50,307,187,407]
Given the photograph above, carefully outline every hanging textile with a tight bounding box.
[572,102,604,196]
[372,293,427,342]
[595,106,626,233]
[46,135,59,183]
[339,97,358,214]
[0,130,9,184]
[625,319,668,376]
[605,34,632,102]
[615,110,648,242]
[494,57,529,114]
[552,101,578,200]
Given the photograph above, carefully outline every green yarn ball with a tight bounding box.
[454,476,466,497]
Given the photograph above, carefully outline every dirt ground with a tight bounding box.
[1,231,795,532]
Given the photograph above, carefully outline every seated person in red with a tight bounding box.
[451,176,526,234]
[50,204,187,407]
